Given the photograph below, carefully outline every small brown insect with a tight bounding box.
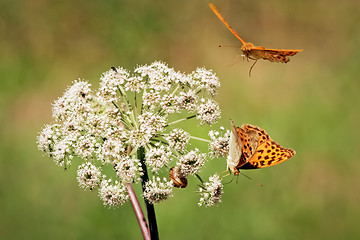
[169,166,188,188]
[209,3,303,76]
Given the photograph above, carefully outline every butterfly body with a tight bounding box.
[227,120,295,175]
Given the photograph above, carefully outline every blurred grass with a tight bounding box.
[1,0,360,239]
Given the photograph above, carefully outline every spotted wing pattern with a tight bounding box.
[238,124,295,169]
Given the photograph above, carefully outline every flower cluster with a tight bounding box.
[198,174,223,207]
[37,61,224,207]
[208,127,231,158]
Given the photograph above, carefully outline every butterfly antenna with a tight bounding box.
[248,60,258,77]
[240,171,252,180]
[219,45,242,48]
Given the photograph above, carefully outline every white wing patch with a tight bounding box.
[227,120,242,174]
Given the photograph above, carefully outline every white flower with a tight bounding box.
[160,94,177,114]
[125,76,145,92]
[77,162,102,190]
[143,177,173,204]
[37,124,62,155]
[99,67,129,102]
[196,99,221,125]
[129,128,153,147]
[98,137,126,164]
[191,67,220,96]
[198,174,223,207]
[176,90,197,111]
[52,80,92,122]
[114,156,143,183]
[145,146,172,172]
[166,128,190,151]
[75,135,97,159]
[177,149,206,176]
[209,129,230,158]
[98,179,129,208]
[139,111,167,133]
[136,61,174,92]
[142,90,162,106]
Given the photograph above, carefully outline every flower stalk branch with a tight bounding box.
[138,146,159,240]
[125,183,151,240]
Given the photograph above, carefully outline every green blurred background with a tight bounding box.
[1,0,359,239]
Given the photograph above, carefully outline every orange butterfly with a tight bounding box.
[227,120,295,175]
[209,3,303,76]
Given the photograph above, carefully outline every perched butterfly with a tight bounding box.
[169,166,188,188]
[227,120,295,175]
[209,3,303,76]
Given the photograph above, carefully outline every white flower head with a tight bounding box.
[176,90,197,111]
[125,75,145,92]
[77,162,102,190]
[37,123,62,156]
[142,90,162,106]
[177,149,206,176]
[99,67,129,102]
[167,128,190,151]
[98,137,126,164]
[135,61,175,92]
[209,129,230,158]
[160,94,177,114]
[143,177,174,204]
[98,179,129,208]
[145,146,172,172]
[129,128,153,147]
[191,67,220,96]
[196,99,221,125]
[198,174,223,207]
[139,111,167,134]
[52,80,93,122]
[75,135,97,159]
[114,156,143,183]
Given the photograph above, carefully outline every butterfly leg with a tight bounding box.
[248,59,258,77]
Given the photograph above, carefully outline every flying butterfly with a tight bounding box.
[227,120,295,175]
[209,3,303,76]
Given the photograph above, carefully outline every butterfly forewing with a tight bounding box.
[236,125,260,164]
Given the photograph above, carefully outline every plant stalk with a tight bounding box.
[125,183,151,240]
[138,147,159,240]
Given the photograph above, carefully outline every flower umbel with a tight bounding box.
[37,61,223,209]
[143,177,174,204]
[198,174,223,207]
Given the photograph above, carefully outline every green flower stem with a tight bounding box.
[138,147,159,240]
[189,135,211,143]
[166,114,197,126]
[125,183,151,240]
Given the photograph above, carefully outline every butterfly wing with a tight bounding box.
[236,124,260,166]
[227,120,243,173]
[209,3,247,45]
[239,125,295,169]
[250,48,302,63]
